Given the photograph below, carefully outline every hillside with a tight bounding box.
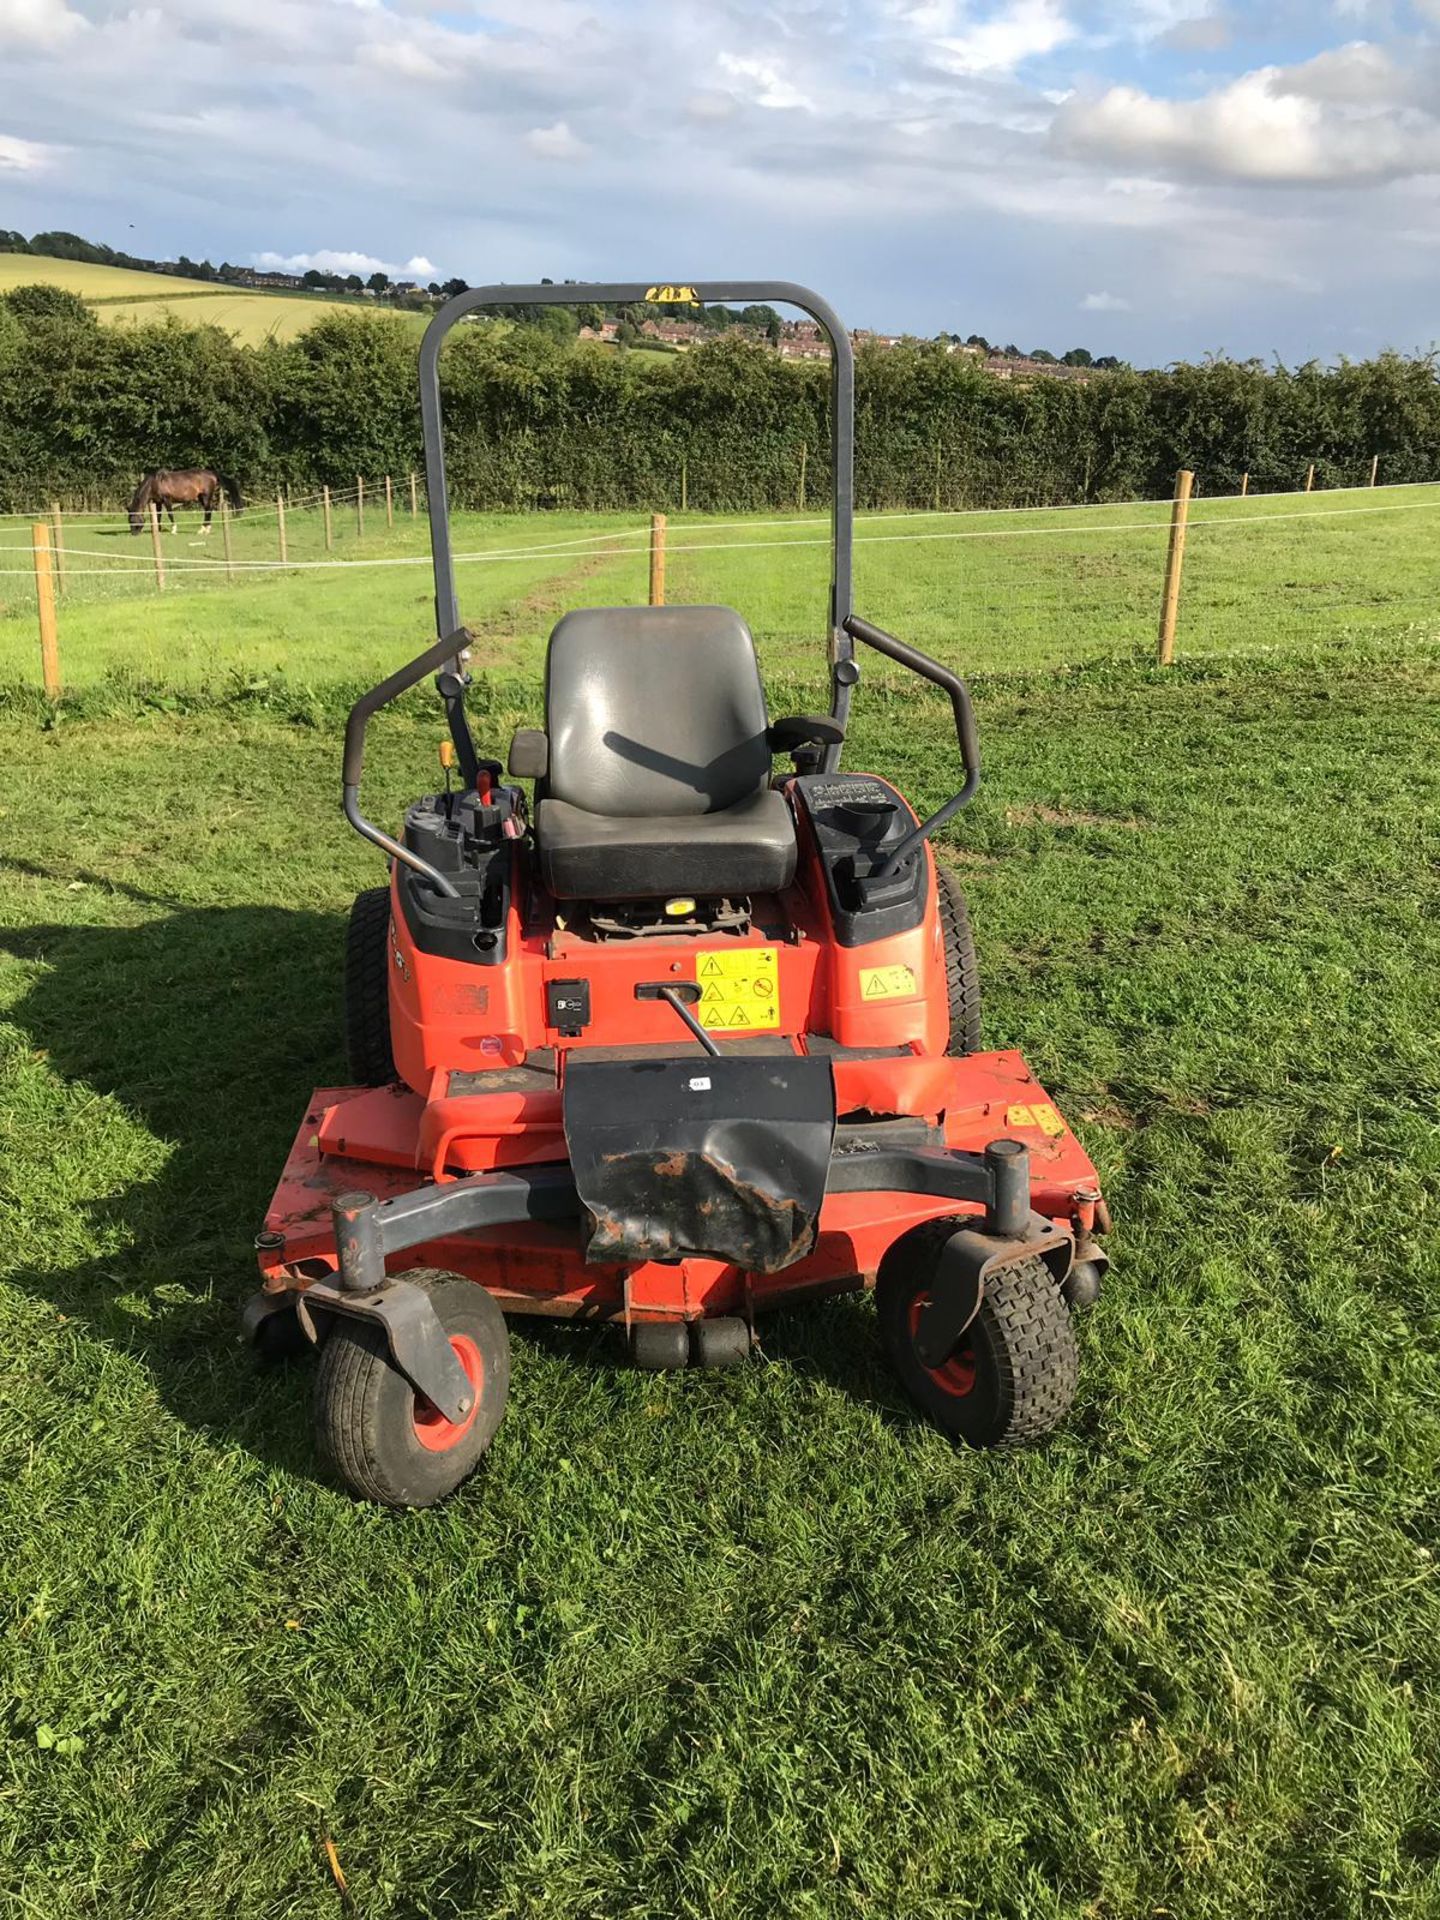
[0,253,407,344]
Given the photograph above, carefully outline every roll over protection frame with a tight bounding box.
[417,281,858,770]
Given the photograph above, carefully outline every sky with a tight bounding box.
[2,0,1439,363]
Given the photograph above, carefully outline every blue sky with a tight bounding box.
[2,0,1439,363]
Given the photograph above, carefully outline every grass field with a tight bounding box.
[0,254,406,344]
[1,485,1437,692]
[0,497,1438,1914]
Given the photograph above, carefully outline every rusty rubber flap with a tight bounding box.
[563,1055,836,1273]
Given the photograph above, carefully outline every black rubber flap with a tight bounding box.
[563,1056,836,1272]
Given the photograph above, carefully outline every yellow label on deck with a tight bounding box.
[695,947,780,1031]
[1006,1101,1066,1137]
[859,964,918,1002]
[645,284,699,304]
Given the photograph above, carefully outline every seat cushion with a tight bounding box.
[537,788,797,901]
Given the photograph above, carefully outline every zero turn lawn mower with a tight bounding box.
[246,280,1110,1507]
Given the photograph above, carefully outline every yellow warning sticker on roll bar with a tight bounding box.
[696,947,780,1030]
[859,964,918,1002]
[646,284,699,304]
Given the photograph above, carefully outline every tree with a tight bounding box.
[443,277,468,298]
[1062,347,1093,368]
[966,333,990,352]
[1031,348,1058,365]
[0,283,97,328]
[576,302,605,331]
[1093,355,1122,371]
[0,230,30,253]
[367,271,389,294]
[344,273,364,292]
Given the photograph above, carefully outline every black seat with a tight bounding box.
[535,605,797,901]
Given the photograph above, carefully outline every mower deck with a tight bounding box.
[258,1045,1104,1326]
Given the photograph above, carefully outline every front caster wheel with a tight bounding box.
[313,1270,510,1506]
[875,1222,1078,1449]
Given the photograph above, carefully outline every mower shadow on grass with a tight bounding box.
[0,894,350,1485]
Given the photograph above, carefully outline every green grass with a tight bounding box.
[0,507,1438,1913]
[3,488,1436,695]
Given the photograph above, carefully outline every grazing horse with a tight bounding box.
[127,468,244,536]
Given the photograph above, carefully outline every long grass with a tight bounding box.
[0,535,1437,1914]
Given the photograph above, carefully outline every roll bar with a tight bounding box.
[418,281,857,757]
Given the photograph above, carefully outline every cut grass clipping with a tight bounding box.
[0,619,1437,1912]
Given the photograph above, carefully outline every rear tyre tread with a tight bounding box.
[935,864,982,1056]
[345,886,397,1087]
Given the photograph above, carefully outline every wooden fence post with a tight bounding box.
[1157,468,1193,667]
[385,475,394,528]
[32,522,61,698]
[50,502,65,598]
[356,477,365,537]
[409,472,418,517]
[220,496,234,581]
[797,442,807,513]
[277,492,288,565]
[322,485,333,551]
[149,502,166,592]
[1240,472,1249,497]
[1369,454,1379,488]
[1305,463,1315,493]
[649,512,667,607]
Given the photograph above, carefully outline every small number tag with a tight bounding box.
[688,1076,712,1092]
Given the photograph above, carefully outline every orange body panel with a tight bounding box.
[261,780,1106,1323]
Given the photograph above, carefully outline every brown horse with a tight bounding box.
[127,468,244,535]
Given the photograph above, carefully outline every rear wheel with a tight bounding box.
[876,1220,1077,1448]
[935,864,981,1055]
[345,886,396,1086]
[314,1270,510,1506]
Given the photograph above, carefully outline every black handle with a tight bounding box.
[842,614,980,880]
[342,627,478,898]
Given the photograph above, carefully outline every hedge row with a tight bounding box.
[2,283,1437,513]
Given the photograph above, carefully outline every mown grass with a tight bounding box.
[1,633,1438,1916]
[2,488,1436,694]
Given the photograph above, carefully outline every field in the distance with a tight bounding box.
[0,497,1437,1914]
[0,253,406,344]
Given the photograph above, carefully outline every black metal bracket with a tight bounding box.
[316,1131,1063,1294]
[912,1212,1073,1368]
[294,1274,475,1424]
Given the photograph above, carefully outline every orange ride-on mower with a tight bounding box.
[246,279,1110,1507]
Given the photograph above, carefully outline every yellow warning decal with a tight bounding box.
[860,964,918,1002]
[1006,1102,1066,1138]
[695,946,780,1031]
[645,283,699,305]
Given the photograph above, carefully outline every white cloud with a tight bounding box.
[253,247,437,278]
[1081,289,1131,310]
[0,0,85,49]
[717,52,815,110]
[0,130,56,171]
[523,120,589,160]
[356,37,448,82]
[1052,59,1440,183]
[933,0,1074,76]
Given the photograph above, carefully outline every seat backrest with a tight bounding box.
[544,605,771,818]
